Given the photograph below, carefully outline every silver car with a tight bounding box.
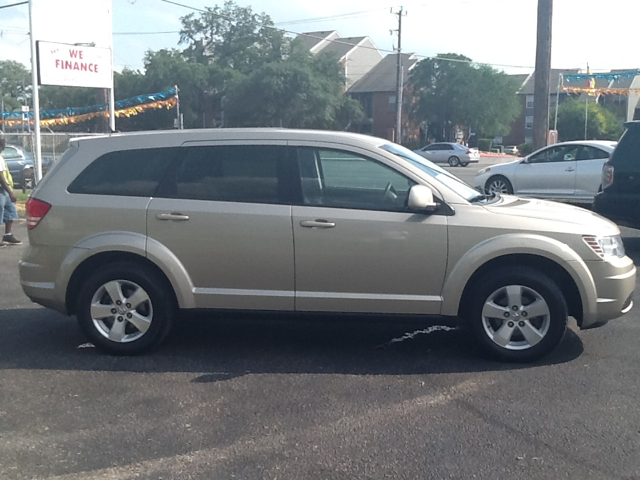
[414,142,480,167]
[475,140,617,203]
[19,129,635,362]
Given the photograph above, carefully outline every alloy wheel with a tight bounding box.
[481,284,550,351]
[90,279,153,343]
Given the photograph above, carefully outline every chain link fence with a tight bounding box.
[1,131,103,162]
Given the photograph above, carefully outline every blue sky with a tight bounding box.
[1,0,638,75]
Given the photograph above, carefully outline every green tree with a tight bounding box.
[224,45,363,129]
[179,0,287,73]
[0,60,31,111]
[410,53,521,141]
[555,98,623,141]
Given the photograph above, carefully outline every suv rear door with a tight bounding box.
[147,143,296,311]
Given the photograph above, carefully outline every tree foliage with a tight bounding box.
[179,0,287,73]
[410,53,521,141]
[0,60,31,110]
[224,45,363,129]
[555,98,623,141]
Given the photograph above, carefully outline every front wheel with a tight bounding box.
[466,267,567,362]
[485,175,513,195]
[448,156,460,167]
[76,262,175,355]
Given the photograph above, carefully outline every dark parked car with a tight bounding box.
[1,145,53,188]
[593,121,640,229]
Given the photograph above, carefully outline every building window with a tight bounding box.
[526,95,534,109]
[389,95,397,112]
[525,116,534,129]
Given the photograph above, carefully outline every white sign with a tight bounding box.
[31,0,112,49]
[37,41,112,89]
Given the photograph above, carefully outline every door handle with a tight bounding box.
[565,168,575,172]
[156,213,190,221]
[300,219,336,229]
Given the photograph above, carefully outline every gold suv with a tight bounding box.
[19,129,636,362]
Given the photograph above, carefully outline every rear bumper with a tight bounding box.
[593,191,640,229]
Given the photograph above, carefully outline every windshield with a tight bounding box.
[379,143,484,202]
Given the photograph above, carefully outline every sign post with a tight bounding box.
[28,0,43,182]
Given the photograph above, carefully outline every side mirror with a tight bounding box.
[408,185,438,211]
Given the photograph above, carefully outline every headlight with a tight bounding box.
[477,167,491,175]
[583,235,625,259]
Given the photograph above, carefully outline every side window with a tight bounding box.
[297,148,415,211]
[2,147,21,159]
[528,146,554,164]
[577,146,609,161]
[68,147,177,196]
[167,145,287,204]
[443,144,454,150]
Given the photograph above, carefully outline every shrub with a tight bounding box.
[478,138,493,152]
[518,142,533,156]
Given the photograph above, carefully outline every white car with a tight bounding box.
[474,140,617,203]
[414,142,480,167]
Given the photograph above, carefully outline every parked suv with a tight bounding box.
[593,121,640,229]
[20,129,635,362]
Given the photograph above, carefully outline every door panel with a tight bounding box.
[293,147,448,314]
[515,145,578,197]
[148,199,294,310]
[148,144,295,311]
[574,146,609,201]
[293,206,448,314]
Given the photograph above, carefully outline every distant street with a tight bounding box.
[443,154,517,185]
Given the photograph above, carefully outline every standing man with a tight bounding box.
[0,135,22,246]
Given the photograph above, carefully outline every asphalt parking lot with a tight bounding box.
[1,210,639,479]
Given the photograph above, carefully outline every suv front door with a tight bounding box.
[291,147,448,315]
[148,143,295,311]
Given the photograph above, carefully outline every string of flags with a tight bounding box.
[560,69,640,96]
[0,87,177,127]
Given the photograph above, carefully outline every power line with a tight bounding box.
[0,1,28,10]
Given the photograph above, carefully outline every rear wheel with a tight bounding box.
[461,162,470,167]
[466,267,567,362]
[485,175,513,195]
[76,262,175,355]
[448,156,460,167]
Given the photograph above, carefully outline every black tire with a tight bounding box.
[76,262,175,355]
[465,266,567,362]
[461,162,470,167]
[485,175,513,195]
[448,156,460,167]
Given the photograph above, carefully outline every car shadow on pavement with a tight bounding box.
[0,308,584,377]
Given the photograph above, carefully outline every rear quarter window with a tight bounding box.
[67,147,178,196]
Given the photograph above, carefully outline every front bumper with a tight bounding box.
[582,255,636,328]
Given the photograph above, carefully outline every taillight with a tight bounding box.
[26,198,51,230]
[465,149,472,154]
[602,164,614,189]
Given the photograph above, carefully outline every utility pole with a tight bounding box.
[392,6,406,144]
[532,0,553,150]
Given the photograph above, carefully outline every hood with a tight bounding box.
[483,195,620,234]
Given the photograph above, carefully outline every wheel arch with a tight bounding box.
[441,234,597,327]
[65,251,180,316]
